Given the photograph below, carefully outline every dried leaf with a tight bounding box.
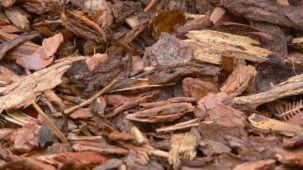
[154,8,186,39]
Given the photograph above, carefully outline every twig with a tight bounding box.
[233,73,303,105]
[0,31,40,60]
[32,102,68,143]
[144,0,157,12]
[64,78,119,115]
[156,118,199,132]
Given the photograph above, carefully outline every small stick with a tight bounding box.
[32,102,68,143]
[156,118,199,132]
[144,0,157,12]
[64,78,119,115]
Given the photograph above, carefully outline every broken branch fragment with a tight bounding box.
[0,31,40,60]
[234,72,303,105]
[0,56,87,111]
[248,114,303,137]
[185,30,273,64]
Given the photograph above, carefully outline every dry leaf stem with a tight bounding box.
[64,78,119,115]
[32,102,68,143]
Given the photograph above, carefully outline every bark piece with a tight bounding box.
[10,122,40,153]
[212,0,303,31]
[93,2,114,28]
[248,114,303,136]
[208,104,246,128]
[0,128,14,140]
[195,92,230,118]
[169,133,197,170]
[127,108,194,123]
[107,92,158,117]
[0,29,40,60]
[195,0,214,14]
[134,102,194,117]
[0,56,86,111]
[143,32,193,67]
[209,7,226,24]
[16,33,63,70]
[85,53,108,71]
[38,117,64,147]
[17,55,53,71]
[92,96,106,115]
[72,143,128,156]
[233,159,276,170]
[287,112,303,127]
[153,8,186,39]
[105,95,128,106]
[92,158,122,170]
[199,139,231,156]
[4,7,30,32]
[108,131,136,142]
[0,65,22,87]
[234,70,303,105]
[220,59,256,98]
[0,25,20,33]
[130,55,144,76]
[254,22,288,63]
[212,22,268,37]
[46,143,73,154]
[0,11,10,25]
[22,1,48,15]
[111,1,143,23]
[0,160,43,170]
[36,151,110,168]
[255,61,297,92]
[285,52,303,70]
[199,121,247,144]
[182,77,219,102]
[150,62,221,84]
[238,136,280,162]
[61,12,103,44]
[276,147,303,167]
[283,135,303,149]
[81,20,148,93]
[81,0,107,13]
[70,108,92,120]
[125,150,164,170]
[185,30,273,64]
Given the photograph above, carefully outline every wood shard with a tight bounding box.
[248,114,303,136]
[234,72,303,105]
[185,30,273,64]
[0,57,87,111]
